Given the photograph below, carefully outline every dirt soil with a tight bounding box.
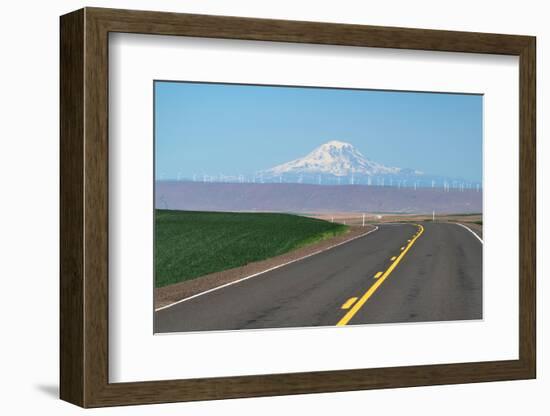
[155,224,376,309]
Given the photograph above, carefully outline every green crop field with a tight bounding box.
[155,210,348,288]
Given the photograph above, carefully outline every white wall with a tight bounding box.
[0,0,545,414]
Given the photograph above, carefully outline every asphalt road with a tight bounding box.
[155,222,482,333]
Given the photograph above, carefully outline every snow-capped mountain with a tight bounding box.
[162,140,480,190]
[262,140,418,178]
[254,140,480,188]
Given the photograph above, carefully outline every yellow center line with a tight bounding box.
[374,271,383,279]
[337,224,424,326]
[341,297,358,309]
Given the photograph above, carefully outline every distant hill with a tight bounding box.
[155,181,482,214]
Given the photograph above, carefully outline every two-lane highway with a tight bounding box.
[155,222,482,333]
[338,222,482,326]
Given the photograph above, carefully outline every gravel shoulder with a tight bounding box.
[457,222,483,239]
[155,225,376,309]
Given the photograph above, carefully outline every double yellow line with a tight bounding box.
[336,224,424,326]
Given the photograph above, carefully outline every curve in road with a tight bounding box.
[155,222,482,333]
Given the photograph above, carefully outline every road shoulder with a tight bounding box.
[455,221,483,240]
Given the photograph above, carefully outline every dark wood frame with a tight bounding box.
[60,7,536,408]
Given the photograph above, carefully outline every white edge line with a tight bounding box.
[454,222,484,244]
[155,226,380,312]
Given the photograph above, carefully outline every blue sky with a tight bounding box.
[155,81,482,182]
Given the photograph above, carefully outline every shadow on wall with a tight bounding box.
[34,384,58,399]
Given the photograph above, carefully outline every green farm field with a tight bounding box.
[155,210,349,288]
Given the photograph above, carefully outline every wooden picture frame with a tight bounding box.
[60,7,536,408]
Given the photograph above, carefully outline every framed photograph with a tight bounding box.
[60,7,536,407]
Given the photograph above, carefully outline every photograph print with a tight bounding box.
[153,81,483,334]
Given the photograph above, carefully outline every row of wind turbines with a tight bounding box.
[159,172,481,192]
